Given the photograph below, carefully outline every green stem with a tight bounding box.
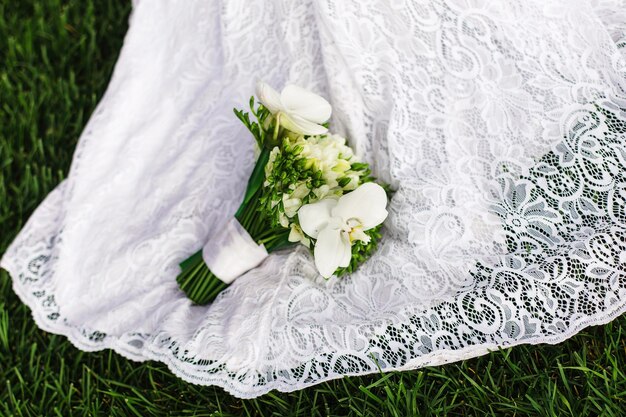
[273,113,281,142]
[177,127,298,305]
[235,147,271,219]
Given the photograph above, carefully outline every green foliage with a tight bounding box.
[2,1,626,416]
[334,225,382,277]
[233,97,271,150]
[349,161,376,185]
[259,140,325,229]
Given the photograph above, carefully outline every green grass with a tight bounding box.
[1,1,626,416]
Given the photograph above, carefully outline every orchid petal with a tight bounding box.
[255,81,283,114]
[314,228,352,278]
[332,182,388,230]
[297,198,337,239]
[280,113,328,135]
[281,84,332,124]
[338,232,352,268]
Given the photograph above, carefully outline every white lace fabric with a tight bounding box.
[3,0,626,398]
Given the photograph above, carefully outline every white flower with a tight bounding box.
[297,182,388,278]
[332,159,351,174]
[290,182,310,199]
[342,172,360,191]
[278,212,289,228]
[288,134,359,191]
[313,185,331,200]
[283,194,303,218]
[288,224,310,248]
[256,82,332,135]
[264,147,280,180]
[282,183,311,218]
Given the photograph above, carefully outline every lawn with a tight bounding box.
[1,1,626,416]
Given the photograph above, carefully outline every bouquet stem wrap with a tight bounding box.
[201,218,268,284]
[176,147,293,304]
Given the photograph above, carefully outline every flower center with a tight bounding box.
[344,218,370,244]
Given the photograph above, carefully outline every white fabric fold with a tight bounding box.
[202,218,268,284]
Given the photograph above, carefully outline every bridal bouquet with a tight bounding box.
[177,83,389,304]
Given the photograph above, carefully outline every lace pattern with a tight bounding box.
[3,0,626,398]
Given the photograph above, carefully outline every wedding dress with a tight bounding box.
[3,0,626,398]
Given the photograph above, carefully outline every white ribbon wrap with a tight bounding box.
[202,218,269,284]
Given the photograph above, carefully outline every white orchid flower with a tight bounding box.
[297,182,388,278]
[256,82,332,135]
